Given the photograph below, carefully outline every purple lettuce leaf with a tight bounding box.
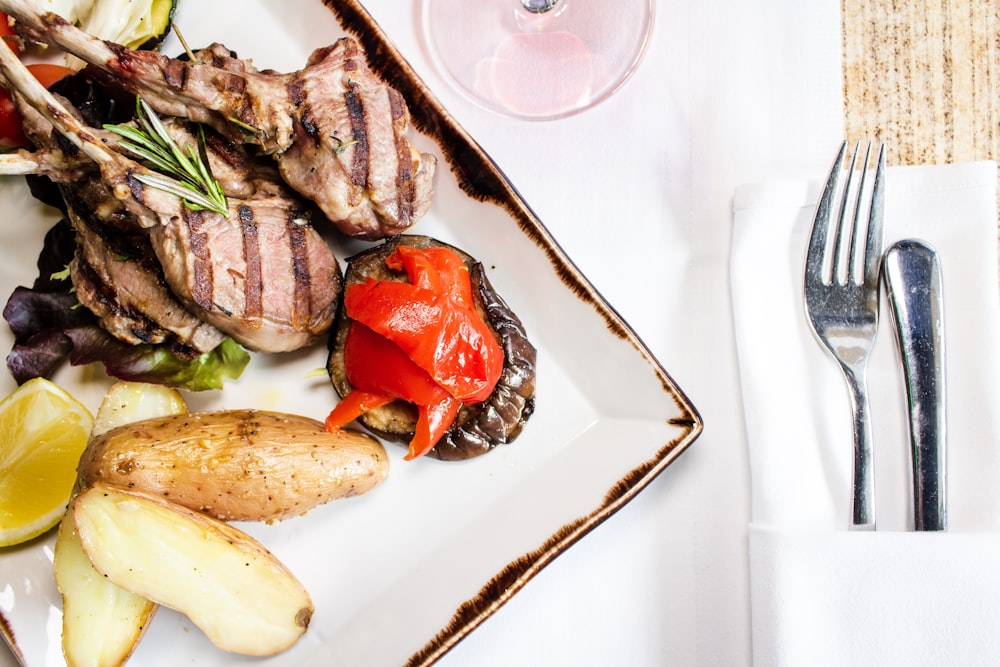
[3,219,249,391]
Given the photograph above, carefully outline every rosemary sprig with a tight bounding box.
[226,115,259,138]
[104,97,228,216]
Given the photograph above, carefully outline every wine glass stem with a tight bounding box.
[521,0,559,14]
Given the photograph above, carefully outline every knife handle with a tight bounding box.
[882,239,947,531]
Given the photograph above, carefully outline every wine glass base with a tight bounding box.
[420,0,655,121]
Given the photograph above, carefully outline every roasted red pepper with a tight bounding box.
[325,245,504,459]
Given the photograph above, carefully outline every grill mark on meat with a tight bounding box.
[204,131,250,179]
[286,73,316,141]
[125,170,146,203]
[286,214,310,328]
[344,82,368,191]
[237,203,263,325]
[388,89,413,227]
[60,186,154,268]
[196,44,244,70]
[108,43,138,78]
[342,39,360,78]
[229,78,256,131]
[73,256,159,344]
[162,56,188,89]
[299,104,318,140]
[185,209,214,311]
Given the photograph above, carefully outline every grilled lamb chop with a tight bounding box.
[65,179,229,355]
[0,41,342,353]
[0,0,437,240]
[0,82,229,355]
[0,157,227,355]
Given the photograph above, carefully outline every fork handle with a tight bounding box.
[845,367,876,530]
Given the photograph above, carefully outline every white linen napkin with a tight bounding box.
[731,160,1000,665]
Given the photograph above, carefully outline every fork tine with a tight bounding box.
[832,141,864,284]
[845,141,872,284]
[862,143,887,288]
[805,140,847,283]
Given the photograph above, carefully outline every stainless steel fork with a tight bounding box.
[804,140,886,530]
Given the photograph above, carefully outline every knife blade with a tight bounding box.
[882,239,947,531]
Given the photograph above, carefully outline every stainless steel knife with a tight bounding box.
[882,239,947,531]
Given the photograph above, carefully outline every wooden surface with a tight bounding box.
[842,1,999,167]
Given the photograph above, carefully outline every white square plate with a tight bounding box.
[0,1,701,664]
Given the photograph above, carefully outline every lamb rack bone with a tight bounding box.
[0,59,290,203]
[0,0,437,239]
[0,0,277,149]
[0,42,166,229]
[0,147,90,178]
[0,37,342,353]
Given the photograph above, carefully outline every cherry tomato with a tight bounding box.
[0,63,75,147]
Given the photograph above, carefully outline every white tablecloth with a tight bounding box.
[364,1,844,664]
[0,0,847,664]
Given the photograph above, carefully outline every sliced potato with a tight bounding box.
[79,409,389,522]
[91,381,188,437]
[54,511,157,667]
[73,483,313,656]
[55,379,188,667]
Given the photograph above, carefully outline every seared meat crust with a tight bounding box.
[64,179,228,355]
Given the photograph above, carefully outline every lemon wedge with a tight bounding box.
[0,378,94,547]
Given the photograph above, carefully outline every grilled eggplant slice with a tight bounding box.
[327,235,536,461]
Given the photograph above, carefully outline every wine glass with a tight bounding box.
[420,0,655,121]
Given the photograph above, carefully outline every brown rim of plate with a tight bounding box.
[321,1,703,665]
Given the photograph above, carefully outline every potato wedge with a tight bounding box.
[91,381,188,437]
[73,483,313,656]
[55,380,188,667]
[78,409,389,522]
[54,511,158,667]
